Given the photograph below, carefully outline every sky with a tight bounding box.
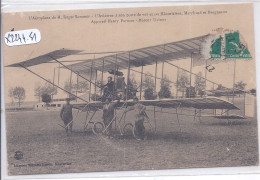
[2,3,256,103]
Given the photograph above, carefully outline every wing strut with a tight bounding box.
[19,64,89,103]
[48,55,102,89]
[49,55,120,100]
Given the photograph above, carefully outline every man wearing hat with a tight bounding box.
[126,97,146,140]
[60,98,73,135]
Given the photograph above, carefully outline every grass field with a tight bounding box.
[5,98,259,175]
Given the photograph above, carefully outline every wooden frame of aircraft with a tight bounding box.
[7,34,247,139]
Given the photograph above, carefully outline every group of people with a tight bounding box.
[60,77,147,139]
[102,96,147,140]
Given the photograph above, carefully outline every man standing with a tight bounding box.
[103,98,120,137]
[60,98,73,135]
[126,97,146,140]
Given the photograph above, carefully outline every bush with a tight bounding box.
[158,86,171,99]
[250,89,256,94]
[185,86,196,98]
[41,93,51,103]
[198,89,205,97]
[144,88,157,100]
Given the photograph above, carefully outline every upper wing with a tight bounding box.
[72,97,239,111]
[6,49,82,67]
[66,35,208,73]
[6,35,207,71]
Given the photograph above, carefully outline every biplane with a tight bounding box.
[6,34,248,139]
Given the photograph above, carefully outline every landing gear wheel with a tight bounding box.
[122,123,134,136]
[92,122,105,135]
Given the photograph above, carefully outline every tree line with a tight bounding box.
[8,72,253,107]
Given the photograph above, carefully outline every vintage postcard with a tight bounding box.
[2,3,258,175]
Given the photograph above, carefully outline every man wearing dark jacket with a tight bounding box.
[102,76,115,100]
[60,98,73,134]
